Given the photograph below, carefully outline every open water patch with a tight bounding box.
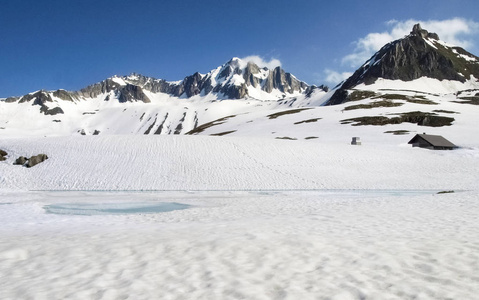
[44,202,190,216]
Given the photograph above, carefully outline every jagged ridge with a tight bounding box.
[6,58,312,113]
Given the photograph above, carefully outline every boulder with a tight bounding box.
[0,149,7,161]
[14,156,28,165]
[27,154,48,168]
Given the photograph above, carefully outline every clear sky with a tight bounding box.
[1,0,479,97]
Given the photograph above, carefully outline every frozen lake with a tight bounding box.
[32,189,442,215]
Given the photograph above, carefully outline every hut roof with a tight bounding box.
[408,134,456,148]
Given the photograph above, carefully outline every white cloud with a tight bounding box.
[324,69,353,85]
[342,18,479,68]
[239,55,282,69]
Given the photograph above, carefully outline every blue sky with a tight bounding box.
[1,0,479,97]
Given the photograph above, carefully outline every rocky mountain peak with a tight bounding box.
[325,24,479,105]
[410,23,440,40]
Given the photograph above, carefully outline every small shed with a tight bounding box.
[408,133,457,150]
[351,137,361,145]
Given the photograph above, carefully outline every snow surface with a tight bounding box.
[354,76,479,94]
[1,133,479,299]
[110,76,127,86]
[2,71,479,298]
[1,189,478,299]
[2,135,479,191]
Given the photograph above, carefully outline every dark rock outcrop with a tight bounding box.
[77,78,124,99]
[53,89,76,101]
[40,106,64,115]
[19,90,53,105]
[5,97,19,103]
[118,84,151,103]
[27,154,48,168]
[0,149,7,161]
[14,154,48,167]
[14,90,65,115]
[174,72,205,98]
[14,156,28,165]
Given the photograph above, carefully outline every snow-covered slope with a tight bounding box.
[1,135,478,191]
[184,84,479,148]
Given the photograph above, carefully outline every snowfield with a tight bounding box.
[1,189,478,300]
[1,135,479,191]
[1,134,479,300]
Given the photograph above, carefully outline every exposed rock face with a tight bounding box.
[5,97,19,103]
[174,72,206,98]
[262,67,308,94]
[119,73,174,94]
[243,62,261,88]
[14,90,65,115]
[78,78,124,99]
[326,24,479,105]
[118,84,151,103]
[53,89,76,101]
[19,90,53,105]
[40,106,64,115]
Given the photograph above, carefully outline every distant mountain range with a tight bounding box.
[3,57,316,107]
[1,24,478,138]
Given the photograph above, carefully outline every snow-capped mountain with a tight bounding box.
[2,24,479,142]
[180,24,479,147]
[326,24,479,105]
[5,57,311,105]
[0,58,327,136]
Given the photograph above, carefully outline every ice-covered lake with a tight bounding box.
[26,189,441,216]
[34,189,442,214]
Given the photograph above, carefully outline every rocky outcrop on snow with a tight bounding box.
[0,149,7,161]
[27,154,49,168]
[52,89,76,101]
[40,106,64,115]
[117,84,151,103]
[14,90,65,115]
[326,24,479,105]
[14,154,48,168]
[19,90,53,105]
[14,156,28,166]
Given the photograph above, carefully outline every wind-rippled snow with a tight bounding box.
[0,190,478,299]
[1,136,479,299]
